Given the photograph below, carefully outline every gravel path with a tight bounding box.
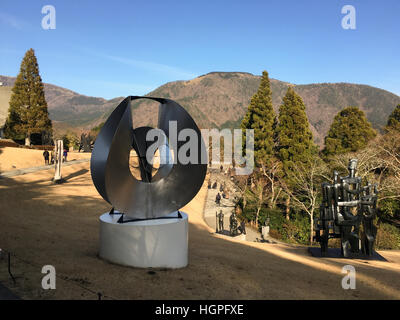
[0,159,90,178]
[203,169,261,242]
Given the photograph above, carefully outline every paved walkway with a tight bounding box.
[0,159,90,178]
[203,169,261,242]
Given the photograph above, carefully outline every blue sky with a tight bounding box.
[1,0,399,99]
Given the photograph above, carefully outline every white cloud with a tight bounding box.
[91,80,155,94]
[0,13,26,30]
[97,52,196,80]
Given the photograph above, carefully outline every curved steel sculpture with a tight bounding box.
[91,96,207,221]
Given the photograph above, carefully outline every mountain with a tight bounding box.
[0,75,124,136]
[0,86,12,130]
[1,73,399,146]
[128,72,400,145]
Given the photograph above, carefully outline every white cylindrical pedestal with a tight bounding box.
[99,211,188,268]
[262,226,270,237]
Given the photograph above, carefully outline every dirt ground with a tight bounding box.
[0,146,91,173]
[0,148,400,300]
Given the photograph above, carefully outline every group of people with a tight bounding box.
[42,148,68,165]
[209,181,230,206]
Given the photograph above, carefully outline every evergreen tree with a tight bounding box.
[323,106,376,157]
[241,70,277,165]
[386,104,400,132]
[4,48,52,145]
[276,87,317,176]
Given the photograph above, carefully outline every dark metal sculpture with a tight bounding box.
[217,210,224,233]
[314,159,378,258]
[90,96,207,222]
[229,211,239,236]
[79,133,93,152]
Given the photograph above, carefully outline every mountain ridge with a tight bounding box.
[1,73,399,146]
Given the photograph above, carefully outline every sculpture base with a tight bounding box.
[215,231,246,241]
[99,211,188,268]
[308,247,387,261]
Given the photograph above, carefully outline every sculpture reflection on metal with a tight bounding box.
[314,159,378,258]
[91,96,207,222]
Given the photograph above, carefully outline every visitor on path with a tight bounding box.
[50,149,55,164]
[43,150,49,165]
[215,192,221,206]
[63,149,68,162]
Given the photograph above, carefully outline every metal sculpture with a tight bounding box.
[314,159,378,258]
[91,96,207,222]
[79,133,93,152]
[216,210,224,233]
[229,211,239,236]
[54,139,63,183]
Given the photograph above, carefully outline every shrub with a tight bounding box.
[269,229,282,240]
[378,198,400,220]
[241,204,257,223]
[375,223,400,250]
[281,213,311,245]
[258,208,285,232]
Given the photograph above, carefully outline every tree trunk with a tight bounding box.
[243,184,247,209]
[285,196,290,220]
[255,206,260,229]
[25,134,31,146]
[310,215,314,245]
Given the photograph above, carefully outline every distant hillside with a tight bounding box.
[1,73,399,146]
[127,72,400,145]
[0,76,124,130]
[0,86,12,128]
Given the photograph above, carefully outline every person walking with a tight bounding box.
[215,192,221,206]
[43,150,50,165]
[63,148,68,162]
[50,149,55,164]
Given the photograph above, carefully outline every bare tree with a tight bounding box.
[248,172,268,228]
[331,132,400,205]
[260,158,283,209]
[279,158,328,244]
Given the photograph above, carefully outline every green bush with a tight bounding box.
[240,203,287,234]
[281,213,311,245]
[241,204,257,223]
[62,132,79,150]
[375,223,400,250]
[258,208,285,233]
[378,198,400,220]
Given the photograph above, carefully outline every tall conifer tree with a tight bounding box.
[4,48,52,145]
[276,87,317,176]
[241,70,277,165]
[323,106,376,157]
[386,104,400,132]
